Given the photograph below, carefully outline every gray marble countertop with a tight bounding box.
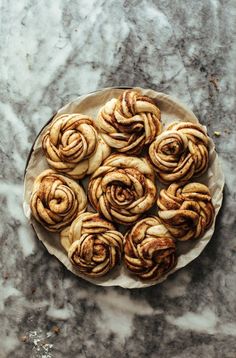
[1,1,236,357]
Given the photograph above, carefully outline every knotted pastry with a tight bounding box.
[60,212,124,277]
[124,216,177,281]
[30,169,87,231]
[95,90,162,155]
[157,182,215,241]
[88,154,157,225]
[42,113,111,179]
[148,121,209,183]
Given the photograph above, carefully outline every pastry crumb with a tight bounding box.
[214,131,221,137]
[209,76,219,91]
[20,335,28,343]
[52,326,60,334]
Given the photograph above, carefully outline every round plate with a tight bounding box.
[23,87,224,288]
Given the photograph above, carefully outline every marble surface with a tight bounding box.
[1,0,236,357]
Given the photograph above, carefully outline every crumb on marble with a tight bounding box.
[20,335,28,343]
[42,340,49,345]
[209,76,219,91]
[31,287,36,294]
[52,325,60,334]
[214,131,221,137]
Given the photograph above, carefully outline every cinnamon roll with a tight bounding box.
[42,113,110,179]
[157,182,215,241]
[148,122,209,183]
[88,154,157,225]
[30,169,87,231]
[124,216,177,281]
[95,90,162,155]
[61,212,124,277]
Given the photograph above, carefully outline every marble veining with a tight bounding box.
[0,0,236,357]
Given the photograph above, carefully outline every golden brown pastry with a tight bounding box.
[88,154,157,225]
[42,113,111,179]
[61,212,124,277]
[124,216,177,281]
[30,169,87,231]
[157,182,215,241]
[95,90,162,155]
[148,121,209,183]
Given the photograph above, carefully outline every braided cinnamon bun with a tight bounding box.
[30,169,87,231]
[88,154,157,225]
[148,122,209,183]
[157,182,215,241]
[124,216,177,281]
[61,212,124,277]
[42,113,110,179]
[96,90,161,155]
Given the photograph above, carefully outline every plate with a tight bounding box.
[23,87,224,288]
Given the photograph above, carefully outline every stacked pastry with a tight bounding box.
[29,89,215,283]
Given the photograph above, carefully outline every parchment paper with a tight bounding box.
[23,87,225,288]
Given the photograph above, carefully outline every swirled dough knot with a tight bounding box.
[61,212,124,277]
[96,90,162,155]
[148,121,209,183]
[157,182,215,241]
[30,169,87,231]
[42,113,110,179]
[88,154,157,225]
[124,216,177,281]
